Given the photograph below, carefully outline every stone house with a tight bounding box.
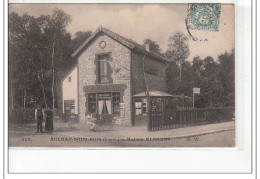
[62,26,190,126]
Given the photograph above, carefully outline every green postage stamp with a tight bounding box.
[188,4,221,31]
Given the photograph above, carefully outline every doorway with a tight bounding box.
[98,99,112,114]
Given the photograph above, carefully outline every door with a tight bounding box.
[98,99,112,115]
[133,98,148,126]
[97,99,113,125]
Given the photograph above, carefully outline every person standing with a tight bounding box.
[35,105,44,133]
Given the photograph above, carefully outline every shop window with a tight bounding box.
[97,54,111,83]
[88,93,96,113]
[150,99,157,112]
[142,98,147,115]
[135,99,142,115]
[112,92,120,115]
[88,92,121,115]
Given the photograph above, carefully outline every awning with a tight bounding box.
[133,90,173,97]
[133,90,192,99]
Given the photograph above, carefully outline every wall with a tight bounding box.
[131,50,167,95]
[62,66,78,114]
[77,33,132,126]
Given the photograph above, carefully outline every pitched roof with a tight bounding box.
[72,26,167,62]
[61,64,77,83]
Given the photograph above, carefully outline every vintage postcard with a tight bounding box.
[8,3,235,148]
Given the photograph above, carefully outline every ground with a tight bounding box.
[8,121,235,147]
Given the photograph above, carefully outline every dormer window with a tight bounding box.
[68,76,72,82]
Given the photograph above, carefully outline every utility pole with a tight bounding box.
[141,55,150,131]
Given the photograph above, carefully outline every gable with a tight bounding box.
[72,28,134,58]
[76,32,131,62]
[72,26,167,63]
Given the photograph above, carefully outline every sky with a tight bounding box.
[9,3,235,61]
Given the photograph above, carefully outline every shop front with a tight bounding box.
[132,90,192,126]
[84,84,127,123]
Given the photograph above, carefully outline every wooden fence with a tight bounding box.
[148,107,235,131]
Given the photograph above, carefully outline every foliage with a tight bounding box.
[8,10,92,110]
[71,31,92,51]
[166,51,235,108]
[164,32,234,108]
[165,32,190,63]
[143,38,162,55]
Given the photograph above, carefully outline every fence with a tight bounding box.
[9,108,36,124]
[148,107,235,131]
[9,108,67,124]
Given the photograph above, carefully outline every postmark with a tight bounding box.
[188,4,221,31]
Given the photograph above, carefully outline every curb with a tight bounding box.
[169,128,235,139]
[57,128,235,141]
[9,123,235,140]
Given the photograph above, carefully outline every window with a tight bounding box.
[134,98,149,115]
[88,93,96,113]
[165,98,170,110]
[144,62,159,75]
[112,92,120,115]
[88,92,121,115]
[64,100,75,114]
[142,98,147,114]
[150,99,157,112]
[70,102,75,113]
[98,54,110,83]
[68,76,71,82]
[135,99,142,115]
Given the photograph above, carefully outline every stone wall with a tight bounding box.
[77,33,132,126]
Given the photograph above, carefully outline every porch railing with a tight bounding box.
[148,107,235,131]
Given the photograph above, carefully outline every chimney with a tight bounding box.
[145,44,150,51]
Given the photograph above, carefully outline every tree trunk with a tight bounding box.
[38,52,47,108]
[22,71,26,109]
[23,88,26,109]
[179,61,182,82]
[38,71,47,108]
[55,77,61,112]
[51,38,55,110]
[10,79,14,111]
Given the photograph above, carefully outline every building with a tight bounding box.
[62,26,191,126]
[62,65,78,115]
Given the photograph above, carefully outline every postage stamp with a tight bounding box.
[188,4,221,31]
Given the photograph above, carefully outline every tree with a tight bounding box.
[37,9,71,109]
[143,38,162,54]
[8,9,73,110]
[217,50,235,107]
[9,13,43,109]
[72,31,92,51]
[165,32,190,63]
[165,32,191,96]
